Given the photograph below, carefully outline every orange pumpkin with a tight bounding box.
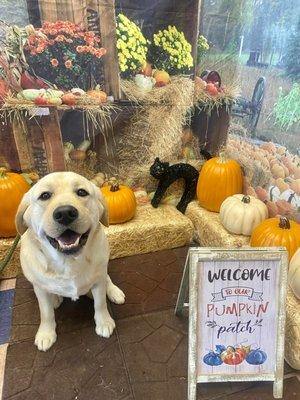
[101,183,136,224]
[87,87,107,103]
[197,153,243,212]
[250,216,300,260]
[0,167,30,237]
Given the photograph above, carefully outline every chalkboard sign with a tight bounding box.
[175,247,288,400]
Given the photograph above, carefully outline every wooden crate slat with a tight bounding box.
[12,119,34,171]
[42,109,66,172]
[98,0,121,99]
[26,116,50,177]
[0,116,21,171]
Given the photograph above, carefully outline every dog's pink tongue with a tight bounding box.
[58,230,81,245]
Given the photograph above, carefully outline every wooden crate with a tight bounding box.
[0,108,65,176]
[35,0,201,100]
[190,104,230,156]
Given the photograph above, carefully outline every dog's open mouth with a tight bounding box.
[46,229,90,254]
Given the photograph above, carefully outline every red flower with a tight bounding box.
[51,58,59,67]
[64,60,72,69]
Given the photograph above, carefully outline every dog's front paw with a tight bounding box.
[95,316,116,338]
[35,328,57,351]
[107,284,125,305]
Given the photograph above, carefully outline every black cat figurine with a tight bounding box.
[150,157,199,213]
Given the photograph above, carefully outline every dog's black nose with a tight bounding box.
[53,206,78,225]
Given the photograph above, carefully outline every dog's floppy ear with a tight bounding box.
[93,183,109,227]
[15,191,31,235]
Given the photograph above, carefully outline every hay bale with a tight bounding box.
[105,204,194,259]
[285,288,300,370]
[117,77,194,189]
[185,201,250,247]
[0,238,21,279]
[0,204,193,277]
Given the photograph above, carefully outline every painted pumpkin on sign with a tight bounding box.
[220,194,268,236]
[250,217,300,260]
[197,153,243,212]
[203,351,223,366]
[288,248,300,300]
[246,349,267,365]
[0,167,30,237]
[220,346,245,365]
[101,183,136,224]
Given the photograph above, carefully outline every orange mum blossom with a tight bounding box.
[51,58,59,67]
[76,45,84,53]
[55,35,66,42]
[64,60,72,69]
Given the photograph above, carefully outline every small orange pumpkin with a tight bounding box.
[197,152,243,212]
[87,86,107,103]
[101,182,136,224]
[250,216,300,260]
[0,167,30,237]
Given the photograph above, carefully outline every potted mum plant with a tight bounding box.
[149,25,194,75]
[24,20,107,90]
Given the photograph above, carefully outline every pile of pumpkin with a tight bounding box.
[227,136,300,219]
[14,85,108,107]
[197,151,300,302]
[134,62,171,92]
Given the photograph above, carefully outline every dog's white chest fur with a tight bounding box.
[20,228,109,300]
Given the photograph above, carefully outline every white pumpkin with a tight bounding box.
[219,194,268,236]
[289,249,300,299]
[134,74,156,91]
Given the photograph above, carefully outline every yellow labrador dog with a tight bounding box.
[15,171,125,351]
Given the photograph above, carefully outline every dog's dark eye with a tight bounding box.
[39,192,52,201]
[77,188,89,197]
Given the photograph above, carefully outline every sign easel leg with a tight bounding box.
[175,252,189,316]
[273,378,283,399]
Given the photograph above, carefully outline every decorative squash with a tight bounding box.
[289,249,300,299]
[265,200,278,218]
[101,182,136,224]
[197,152,243,212]
[271,164,285,179]
[0,167,30,237]
[260,142,276,154]
[250,216,300,260]
[220,195,268,236]
[255,186,268,202]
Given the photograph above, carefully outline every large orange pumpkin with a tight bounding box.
[0,168,30,237]
[197,153,243,212]
[101,183,136,224]
[250,216,300,260]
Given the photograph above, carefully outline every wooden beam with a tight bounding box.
[97,0,121,99]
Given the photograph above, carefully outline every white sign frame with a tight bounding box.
[175,247,288,400]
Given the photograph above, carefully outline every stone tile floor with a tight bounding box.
[2,246,300,400]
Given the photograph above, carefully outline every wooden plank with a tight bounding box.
[42,109,66,172]
[26,116,49,177]
[184,0,202,75]
[12,119,33,171]
[97,0,121,99]
[0,116,21,171]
